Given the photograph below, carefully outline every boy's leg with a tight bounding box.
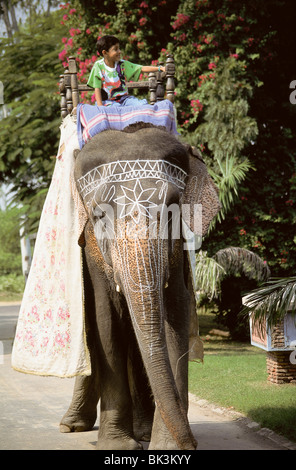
[121,95,148,106]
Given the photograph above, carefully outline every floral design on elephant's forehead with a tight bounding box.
[114,180,158,224]
[77,159,187,211]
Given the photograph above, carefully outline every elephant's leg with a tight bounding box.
[59,373,100,433]
[84,224,142,450]
[60,250,100,432]
[149,255,192,449]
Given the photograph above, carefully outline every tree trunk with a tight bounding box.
[1,1,13,37]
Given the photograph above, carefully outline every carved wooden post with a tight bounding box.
[64,70,73,115]
[165,54,175,103]
[148,72,157,104]
[68,56,80,109]
[59,74,67,118]
[156,62,165,101]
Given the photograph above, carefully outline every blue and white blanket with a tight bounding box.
[77,99,178,149]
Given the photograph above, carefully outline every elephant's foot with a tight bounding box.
[149,436,197,450]
[59,408,97,433]
[148,411,197,450]
[96,436,143,450]
[149,437,180,450]
[133,418,153,442]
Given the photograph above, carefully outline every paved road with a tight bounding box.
[0,304,294,451]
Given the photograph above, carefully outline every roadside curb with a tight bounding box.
[189,393,296,451]
[0,302,21,306]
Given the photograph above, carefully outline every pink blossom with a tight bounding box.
[69,27,81,37]
[208,62,216,70]
[191,99,203,114]
[172,13,190,30]
[285,199,294,206]
[69,8,76,14]
[194,20,202,30]
[58,49,67,61]
[139,17,147,26]
[86,28,91,34]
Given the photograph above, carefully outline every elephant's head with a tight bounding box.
[73,125,220,450]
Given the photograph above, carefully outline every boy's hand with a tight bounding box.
[141,65,166,74]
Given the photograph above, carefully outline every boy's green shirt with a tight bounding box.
[87,58,142,102]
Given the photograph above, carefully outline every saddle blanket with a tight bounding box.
[11,115,91,377]
[77,99,178,149]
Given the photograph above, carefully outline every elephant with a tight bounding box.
[59,124,220,450]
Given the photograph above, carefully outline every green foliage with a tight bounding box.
[0,207,23,275]
[0,9,65,232]
[189,353,296,443]
[0,274,25,294]
[195,247,270,340]
[190,311,296,442]
[1,0,296,279]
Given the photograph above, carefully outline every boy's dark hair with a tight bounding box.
[96,35,119,56]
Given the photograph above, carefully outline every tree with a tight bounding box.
[0,1,18,37]
[1,0,295,276]
[195,247,271,340]
[0,9,65,232]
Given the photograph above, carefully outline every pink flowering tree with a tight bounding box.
[56,0,296,276]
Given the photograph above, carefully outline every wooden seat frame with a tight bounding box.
[59,55,175,118]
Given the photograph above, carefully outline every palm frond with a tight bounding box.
[242,277,296,330]
[208,155,254,224]
[195,251,226,299]
[213,247,270,283]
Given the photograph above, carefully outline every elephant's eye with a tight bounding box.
[92,206,106,223]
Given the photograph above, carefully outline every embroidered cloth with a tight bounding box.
[77,99,178,149]
[11,115,91,377]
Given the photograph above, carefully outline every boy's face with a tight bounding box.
[103,43,121,65]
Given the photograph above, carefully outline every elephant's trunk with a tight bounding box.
[112,234,196,450]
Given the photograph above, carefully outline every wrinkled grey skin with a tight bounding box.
[60,126,197,450]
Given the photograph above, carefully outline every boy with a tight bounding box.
[87,35,165,107]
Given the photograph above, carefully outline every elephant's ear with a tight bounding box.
[181,147,221,237]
